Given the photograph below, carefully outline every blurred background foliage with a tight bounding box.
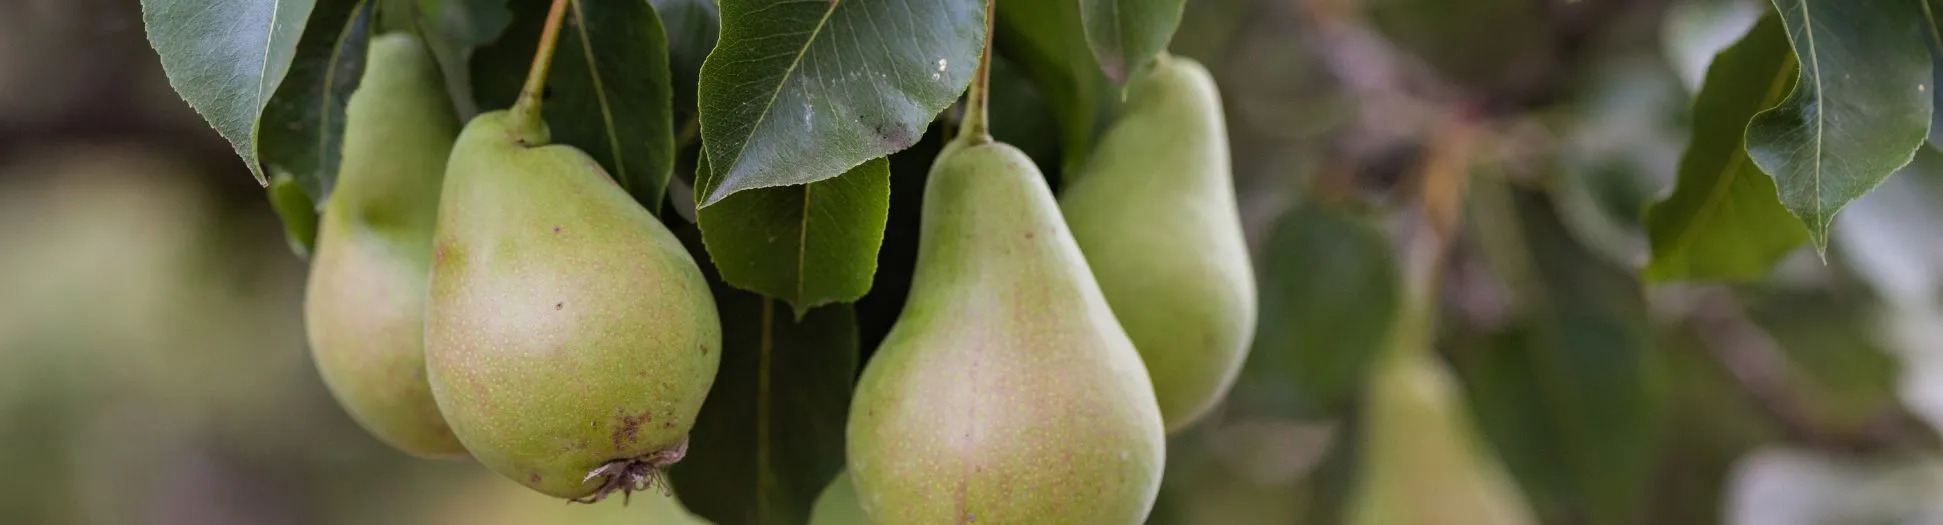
[6,0,1943,523]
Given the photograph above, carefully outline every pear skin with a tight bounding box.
[1345,305,1535,525]
[303,32,465,458]
[846,139,1166,524]
[1059,55,1257,433]
[425,110,721,500]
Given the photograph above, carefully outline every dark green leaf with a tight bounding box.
[1463,185,1665,525]
[1234,200,1399,417]
[267,172,319,259]
[415,0,511,117]
[259,0,374,202]
[1645,14,1809,282]
[696,0,987,205]
[698,156,892,315]
[1746,0,1932,250]
[996,0,1117,175]
[142,0,318,184]
[651,0,720,122]
[473,0,676,212]
[1078,0,1186,84]
[418,0,508,46]
[672,292,857,525]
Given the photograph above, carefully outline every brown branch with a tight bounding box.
[1685,288,1931,452]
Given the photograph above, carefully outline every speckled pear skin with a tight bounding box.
[425,110,721,499]
[303,33,465,459]
[846,140,1166,524]
[1058,55,1257,433]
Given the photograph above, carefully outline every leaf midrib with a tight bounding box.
[569,0,631,198]
[249,0,290,167]
[796,182,814,304]
[717,1,842,198]
[1801,0,1826,224]
[1662,44,1796,261]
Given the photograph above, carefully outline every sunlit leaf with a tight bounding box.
[1645,14,1809,281]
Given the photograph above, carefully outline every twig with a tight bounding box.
[1685,288,1931,452]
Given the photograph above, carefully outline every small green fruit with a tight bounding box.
[846,138,1166,524]
[1060,54,1257,433]
[303,32,464,458]
[1345,304,1535,525]
[425,110,721,501]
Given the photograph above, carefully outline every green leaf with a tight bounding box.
[672,292,857,525]
[1234,199,1399,417]
[142,0,318,185]
[258,0,375,202]
[698,156,892,315]
[1922,0,1943,150]
[415,0,512,117]
[473,0,676,212]
[651,0,720,121]
[696,0,988,206]
[1078,0,1187,84]
[418,0,509,46]
[267,171,320,259]
[1463,185,1665,525]
[996,0,1118,176]
[1746,0,1933,250]
[1645,14,1809,282]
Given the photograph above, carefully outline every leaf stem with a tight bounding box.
[955,0,998,142]
[512,0,574,133]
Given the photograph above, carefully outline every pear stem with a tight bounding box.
[1391,115,1478,360]
[512,0,574,133]
[955,0,998,142]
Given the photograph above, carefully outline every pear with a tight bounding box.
[808,471,869,525]
[1344,303,1535,525]
[1059,54,1257,433]
[425,109,721,501]
[303,32,464,458]
[846,137,1167,524]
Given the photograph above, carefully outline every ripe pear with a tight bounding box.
[1345,305,1535,525]
[1059,54,1257,433]
[808,471,869,525]
[425,109,721,501]
[303,32,465,458]
[846,137,1167,524]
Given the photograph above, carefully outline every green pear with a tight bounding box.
[808,471,869,525]
[425,109,721,501]
[303,32,464,458]
[846,137,1167,524]
[1059,54,1257,433]
[1344,304,1535,525]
